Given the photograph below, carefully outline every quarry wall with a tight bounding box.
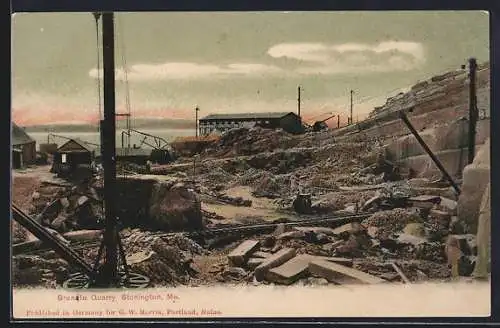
[334,62,490,180]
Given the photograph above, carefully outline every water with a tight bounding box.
[29,128,195,150]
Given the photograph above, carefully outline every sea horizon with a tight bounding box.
[28,128,196,150]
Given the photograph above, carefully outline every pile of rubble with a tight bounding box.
[11,229,209,288]
[12,253,70,288]
[217,200,472,285]
[202,127,301,158]
[28,180,104,234]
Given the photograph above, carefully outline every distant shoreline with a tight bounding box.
[23,119,195,133]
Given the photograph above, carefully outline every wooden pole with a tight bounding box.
[195,106,199,138]
[100,11,118,285]
[297,86,301,118]
[468,58,478,164]
[350,90,354,125]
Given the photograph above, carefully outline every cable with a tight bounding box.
[116,15,132,151]
[93,13,102,133]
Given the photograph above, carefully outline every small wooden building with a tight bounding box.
[53,138,96,174]
[12,123,37,169]
[198,112,304,136]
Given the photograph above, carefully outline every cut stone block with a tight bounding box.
[332,222,365,236]
[247,258,265,269]
[308,260,386,285]
[277,231,306,240]
[430,209,451,220]
[266,255,312,285]
[227,240,260,267]
[265,255,353,285]
[438,197,458,212]
[63,229,103,242]
[252,251,271,259]
[323,257,354,267]
[458,163,490,233]
[254,248,296,281]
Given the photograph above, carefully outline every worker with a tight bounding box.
[472,182,490,280]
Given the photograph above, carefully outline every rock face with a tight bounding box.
[473,183,491,278]
[332,62,490,180]
[457,138,490,233]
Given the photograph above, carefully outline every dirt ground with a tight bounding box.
[201,186,297,223]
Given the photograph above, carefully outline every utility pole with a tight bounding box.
[349,90,354,125]
[468,58,478,164]
[195,106,200,138]
[99,11,119,287]
[297,86,301,118]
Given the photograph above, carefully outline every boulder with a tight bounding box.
[403,222,426,238]
[293,194,312,214]
[457,138,490,233]
[149,181,203,231]
[473,183,491,278]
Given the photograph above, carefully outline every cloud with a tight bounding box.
[87,41,425,81]
[267,41,426,74]
[88,62,284,81]
[268,43,332,62]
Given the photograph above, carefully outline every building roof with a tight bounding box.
[200,112,296,121]
[12,123,35,146]
[58,138,96,152]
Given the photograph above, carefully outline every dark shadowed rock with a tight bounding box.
[149,181,203,231]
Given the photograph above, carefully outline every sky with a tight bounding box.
[11,11,489,126]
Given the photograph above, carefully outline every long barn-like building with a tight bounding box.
[198,112,304,136]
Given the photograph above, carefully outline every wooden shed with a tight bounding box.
[11,123,36,168]
[52,138,96,174]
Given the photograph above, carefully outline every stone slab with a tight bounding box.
[252,251,271,259]
[308,260,386,285]
[266,255,354,285]
[254,248,296,281]
[247,258,265,269]
[266,255,313,285]
[228,240,260,267]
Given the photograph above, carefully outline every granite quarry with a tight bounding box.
[11,62,491,289]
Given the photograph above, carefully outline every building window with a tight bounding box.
[61,153,67,163]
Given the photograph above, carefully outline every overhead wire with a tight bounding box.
[93,13,103,133]
[116,15,132,151]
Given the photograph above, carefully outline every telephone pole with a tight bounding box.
[468,58,478,164]
[297,86,301,118]
[195,106,200,138]
[349,90,354,125]
[99,11,118,286]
